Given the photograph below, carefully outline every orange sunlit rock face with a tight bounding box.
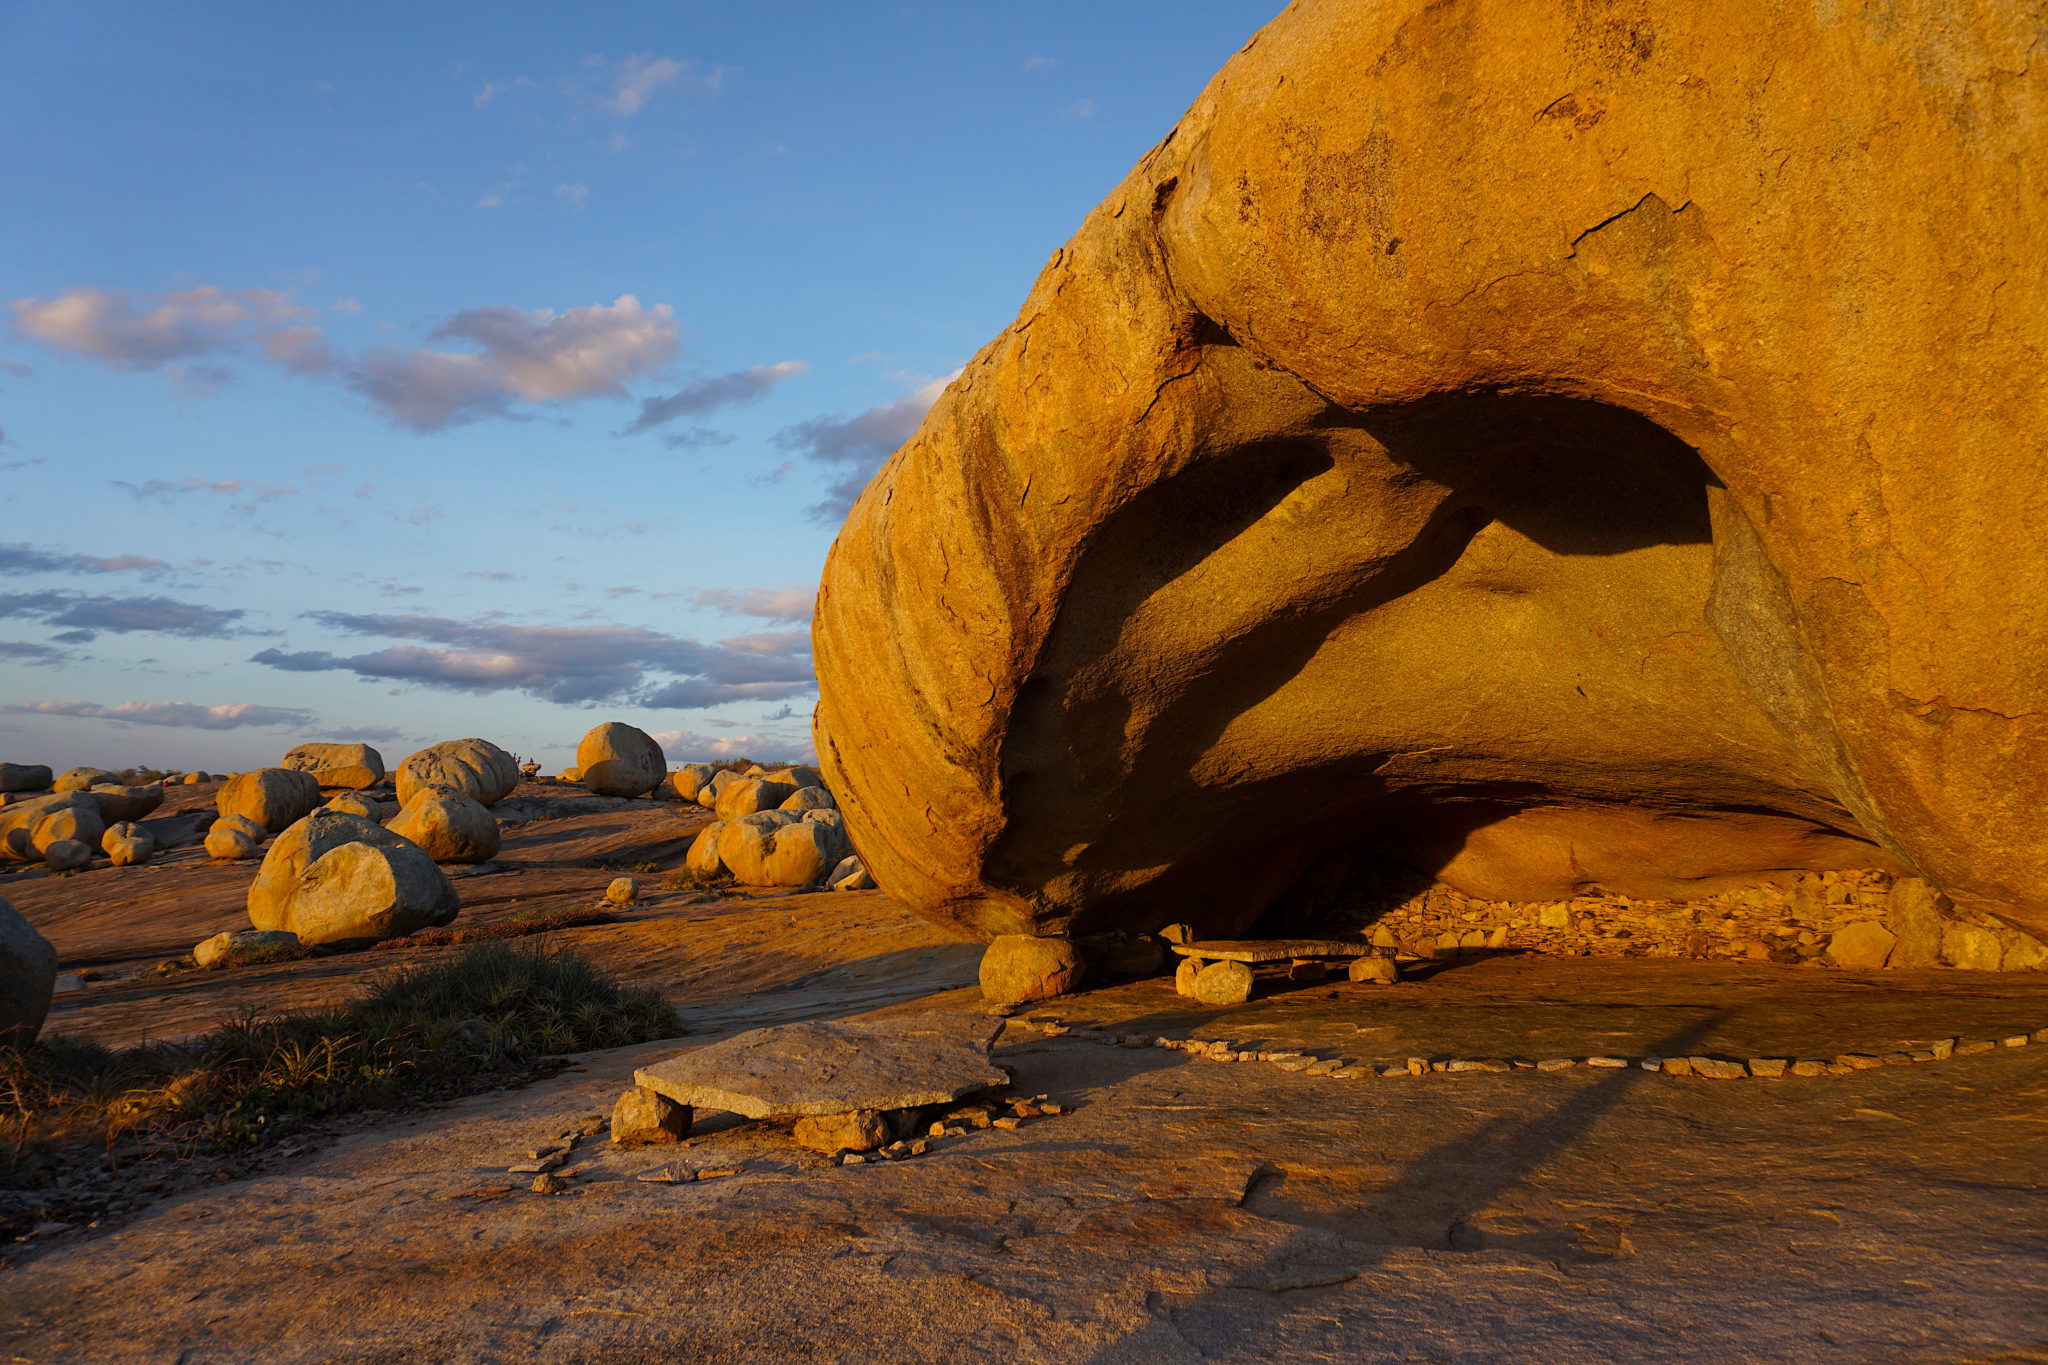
[815,0,2048,943]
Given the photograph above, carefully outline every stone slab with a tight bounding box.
[1170,939,1375,963]
[634,1010,1007,1118]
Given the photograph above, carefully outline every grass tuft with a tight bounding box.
[0,943,680,1238]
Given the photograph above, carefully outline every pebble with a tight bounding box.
[2003,1035,2030,1048]
[1305,1059,1344,1076]
[1275,1058,1316,1073]
[1904,1049,1936,1063]
[1041,1102,1065,1115]
[991,1116,1022,1131]
[1955,1040,1997,1056]
[1661,1057,1694,1076]
[1747,1058,1789,1077]
[1639,1058,1663,1070]
[1536,1059,1575,1071]
[1330,1066,1368,1079]
[1791,1060,1829,1077]
[697,1166,742,1179]
[1836,1054,1885,1070]
[1880,1052,1916,1066]
[531,1173,567,1194]
[1584,1056,1627,1068]
[1691,1058,1747,1079]
[1932,1038,1957,1058]
[1406,1057,1429,1075]
[2035,1027,2048,1042]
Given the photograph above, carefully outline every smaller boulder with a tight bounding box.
[325,791,394,821]
[668,763,717,803]
[89,782,163,823]
[1825,920,1898,970]
[610,1085,692,1145]
[181,772,207,786]
[686,823,727,879]
[32,803,105,859]
[0,763,52,793]
[714,776,800,821]
[386,786,501,864]
[606,877,640,905]
[193,929,300,969]
[576,722,666,798]
[696,769,742,809]
[53,767,118,793]
[774,766,823,791]
[217,767,322,833]
[778,785,836,812]
[282,742,385,791]
[205,815,267,861]
[979,935,1083,1005]
[395,738,520,808]
[102,822,155,866]
[43,839,91,872]
[719,811,838,887]
[828,856,876,892]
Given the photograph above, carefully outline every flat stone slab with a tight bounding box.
[1171,939,1375,963]
[634,1010,1007,1118]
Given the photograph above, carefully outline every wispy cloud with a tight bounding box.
[0,641,70,667]
[11,284,691,433]
[348,295,678,431]
[0,590,257,641]
[315,724,406,742]
[6,699,315,730]
[113,476,299,512]
[689,584,816,623]
[474,53,728,120]
[0,543,168,576]
[776,371,956,523]
[251,609,814,708]
[619,360,807,440]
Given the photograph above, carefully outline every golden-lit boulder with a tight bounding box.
[815,0,2048,941]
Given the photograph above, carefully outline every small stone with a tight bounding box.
[1346,957,1398,985]
[1790,1060,1829,1077]
[1040,1102,1065,1116]
[1330,1067,1368,1079]
[1904,1049,1936,1063]
[1932,1038,1957,1059]
[1536,1059,1574,1072]
[531,1173,567,1194]
[1586,1057,1629,1068]
[1661,1057,1694,1076]
[605,877,640,906]
[2034,1027,2048,1042]
[1690,1057,1747,1079]
[1305,1059,1343,1076]
[1639,1057,1663,1071]
[635,1166,689,1183]
[1747,1058,1789,1077]
[2004,1035,2030,1048]
[696,1166,741,1179]
[991,1116,1022,1131]
[1406,1057,1429,1075]
[1953,1039,1997,1056]
[979,934,1083,1005]
[1275,1057,1315,1072]
[1881,1052,1915,1065]
[1836,1054,1885,1070]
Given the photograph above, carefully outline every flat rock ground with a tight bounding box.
[5,783,2048,1363]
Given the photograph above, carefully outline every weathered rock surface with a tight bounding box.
[0,763,51,793]
[42,839,90,872]
[217,768,321,834]
[325,791,394,822]
[813,0,2048,944]
[0,895,57,1046]
[779,785,835,812]
[102,821,155,866]
[193,929,299,969]
[395,738,519,809]
[576,722,666,798]
[248,809,458,945]
[282,742,385,791]
[634,1011,1005,1118]
[979,935,1083,1005]
[1827,921,1898,971]
[53,767,117,793]
[387,787,501,864]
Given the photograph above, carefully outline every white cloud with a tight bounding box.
[590,53,724,117]
[7,699,314,730]
[553,182,590,210]
[1065,97,1098,119]
[1023,56,1057,73]
[776,371,957,522]
[718,630,809,656]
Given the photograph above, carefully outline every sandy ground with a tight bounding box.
[5,788,2048,1363]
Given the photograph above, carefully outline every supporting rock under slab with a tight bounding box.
[634,1011,1006,1118]
[792,1110,889,1155]
[978,935,1083,1005]
[610,1085,693,1146]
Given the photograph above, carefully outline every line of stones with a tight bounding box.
[1016,1018,2048,1080]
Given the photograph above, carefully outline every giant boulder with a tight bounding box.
[0,763,51,794]
[395,738,519,809]
[248,808,458,945]
[217,768,322,834]
[0,895,57,1047]
[813,0,2048,943]
[282,742,385,791]
[576,722,665,798]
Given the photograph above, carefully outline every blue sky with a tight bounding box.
[0,1,1278,773]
